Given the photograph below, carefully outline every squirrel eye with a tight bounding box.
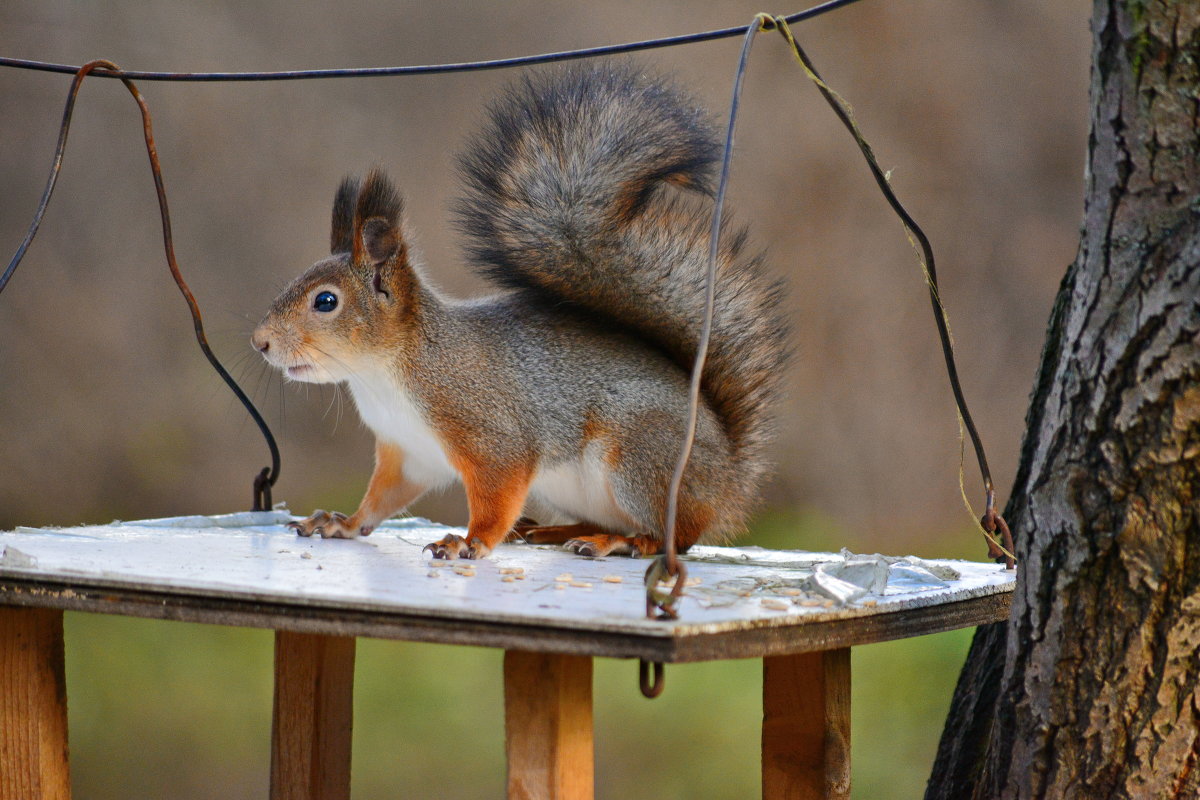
[313,291,338,313]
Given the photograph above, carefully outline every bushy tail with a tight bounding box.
[455,64,789,488]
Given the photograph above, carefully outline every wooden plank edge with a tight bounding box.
[0,579,1010,663]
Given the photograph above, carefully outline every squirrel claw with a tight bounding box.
[565,538,603,558]
[423,534,492,560]
[424,534,468,559]
[291,510,360,539]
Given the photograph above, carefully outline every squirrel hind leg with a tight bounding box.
[558,518,711,558]
[625,501,717,557]
[564,530,661,559]
[606,461,721,555]
[509,521,659,557]
[517,522,710,559]
[508,521,586,545]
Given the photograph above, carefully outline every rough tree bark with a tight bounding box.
[927,1,1200,798]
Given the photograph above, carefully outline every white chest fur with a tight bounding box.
[344,369,456,488]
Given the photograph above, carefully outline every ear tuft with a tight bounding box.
[331,175,360,254]
[352,169,404,264]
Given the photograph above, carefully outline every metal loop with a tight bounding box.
[981,508,1016,570]
[253,467,274,512]
[639,659,665,699]
[644,555,689,620]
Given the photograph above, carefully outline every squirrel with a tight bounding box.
[251,64,789,560]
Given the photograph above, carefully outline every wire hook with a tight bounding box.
[2,59,282,511]
[639,660,665,699]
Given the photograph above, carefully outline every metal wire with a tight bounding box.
[2,60,281,510]
[0,62,102,295]
[645,14,771,621]
[0,0,865,82]
[767,17,1013,567]
[0,1,870,522]
[1,0,1011,586]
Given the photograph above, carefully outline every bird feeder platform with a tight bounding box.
[0,513,1014,799]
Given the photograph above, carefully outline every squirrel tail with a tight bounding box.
[455,64,790,494]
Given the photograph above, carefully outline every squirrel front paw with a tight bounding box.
[288,510,374,539]
[422,533,492,560]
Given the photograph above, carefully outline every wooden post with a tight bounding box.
[0,606,71,800]
[762,648,851,800]
[503,650,593,800]
[270,631,356,800]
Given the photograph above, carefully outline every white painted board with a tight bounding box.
[0,513,1014,639]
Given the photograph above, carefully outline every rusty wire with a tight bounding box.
[646,9,1020,632]
[982,488,1016,568]
[0,1,872,607]
[1,59,281,511]
[646,14,772,622]
[0,4,867,527]
[765,16,1014,568]
[2,0,1014,627]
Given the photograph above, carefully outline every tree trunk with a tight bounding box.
[927,2,1200,798]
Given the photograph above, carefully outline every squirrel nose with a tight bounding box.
[251,330,270,354]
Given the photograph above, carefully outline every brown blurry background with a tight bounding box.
[0,1,1091,797]
[0,0,1090,544]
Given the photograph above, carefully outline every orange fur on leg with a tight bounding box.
[561,500,716,557]
[506,523,659,557]
[505,522,663,557]
[424,455,532,559]
[291,440,424,539]
[668,500,716,554]
[510,522,610,546]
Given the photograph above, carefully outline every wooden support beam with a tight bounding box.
[270,631,356,800]
[762,648,851,800]
[504,650,594,800]
[0,606,71,800]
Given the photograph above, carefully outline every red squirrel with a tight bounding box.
[252,65,788,559]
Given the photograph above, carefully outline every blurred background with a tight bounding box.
[1,0,1090,797]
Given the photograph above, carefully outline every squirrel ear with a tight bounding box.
[351,170,404,267]
[361,217,401,267]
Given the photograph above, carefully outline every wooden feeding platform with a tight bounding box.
[0,512,1015,799]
